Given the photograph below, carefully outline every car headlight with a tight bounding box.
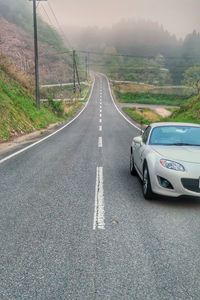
[160,159,185,172]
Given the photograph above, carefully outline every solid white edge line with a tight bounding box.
[99,73,142,132]
[0,78,96,165]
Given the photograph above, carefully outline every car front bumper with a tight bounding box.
[149,161,200,198]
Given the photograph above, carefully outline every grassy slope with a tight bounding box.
[167,96,200,124]
[0,69,62,141]
[123,97,200,125]
[123,107,161,125]
[114,83,199,124]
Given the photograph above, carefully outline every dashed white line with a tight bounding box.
[99,119,102,123]
[93,166,105,230]
[99,125,102,131]
[100,109,102,113]
[98,136,103,147]
[100,113,102,118]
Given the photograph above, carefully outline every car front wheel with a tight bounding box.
[143,164,153,200]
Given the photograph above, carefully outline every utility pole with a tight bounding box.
[74,58,81,94]
[87,52,90,78]
[73,50,76,94]
[30,0,47,108]
[33,0,40,108]
[72,50,81,94]
[85,55,88,81]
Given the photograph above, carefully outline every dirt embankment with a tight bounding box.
[0,17,72,84]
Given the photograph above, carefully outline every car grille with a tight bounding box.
[181,178,200,193]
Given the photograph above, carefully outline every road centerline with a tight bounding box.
[98,136,103,148]
[93,166,105,230]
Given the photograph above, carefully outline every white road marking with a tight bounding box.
[100,109,102,113]
[100,73,142,132]
[99,119,102,123]
[98,136,103,147]
[99,125,102,131]
[93,166,105,230]
[100,113,102,118]
[0,79,96,165]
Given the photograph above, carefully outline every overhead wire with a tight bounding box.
[76,50,200,61]
[39,2,54,27]
[46,1,73,50]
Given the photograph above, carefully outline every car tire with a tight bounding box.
[130,153,137,176]
[142,164,153,200]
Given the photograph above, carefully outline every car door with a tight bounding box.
[137,126,151,174]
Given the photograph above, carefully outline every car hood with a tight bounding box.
[151,145,200,164]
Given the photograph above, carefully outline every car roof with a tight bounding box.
[150,122,200,129]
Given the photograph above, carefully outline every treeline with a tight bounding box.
[71,20,200,84]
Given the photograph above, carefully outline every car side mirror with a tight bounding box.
[133,136,142,144]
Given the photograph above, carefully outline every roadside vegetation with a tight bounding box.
[113,80,200,125]
[165,96,200,124]
[116,91,187,106]
[123,107,161,125]
[42,83,90,101]
[113,81,190,106]
[121,95,200,125]
[0,62,88,142]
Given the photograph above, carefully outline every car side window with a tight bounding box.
[142,126,151,144]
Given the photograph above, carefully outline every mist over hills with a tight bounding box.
[1,0,200,85]
[67,20,179,55]
[64,20,200,84]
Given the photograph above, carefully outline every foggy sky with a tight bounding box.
[43,0,200,38]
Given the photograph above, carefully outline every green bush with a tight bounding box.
[116,91,188,106]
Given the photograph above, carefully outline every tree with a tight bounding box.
[183,66,200,95]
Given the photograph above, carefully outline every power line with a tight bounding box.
[45,48,200,61]
[46,2,73,50]
[77,50,200,61]
[39,2,54,26]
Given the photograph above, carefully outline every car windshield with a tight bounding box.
[149,125,200,146]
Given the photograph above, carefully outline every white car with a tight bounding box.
[130,122,200,199]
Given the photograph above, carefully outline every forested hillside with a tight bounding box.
[70,21,200,85]
[0,0,73,84]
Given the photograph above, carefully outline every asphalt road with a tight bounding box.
[1,74,200,299]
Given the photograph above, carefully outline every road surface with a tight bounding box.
[1,74,200,299]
